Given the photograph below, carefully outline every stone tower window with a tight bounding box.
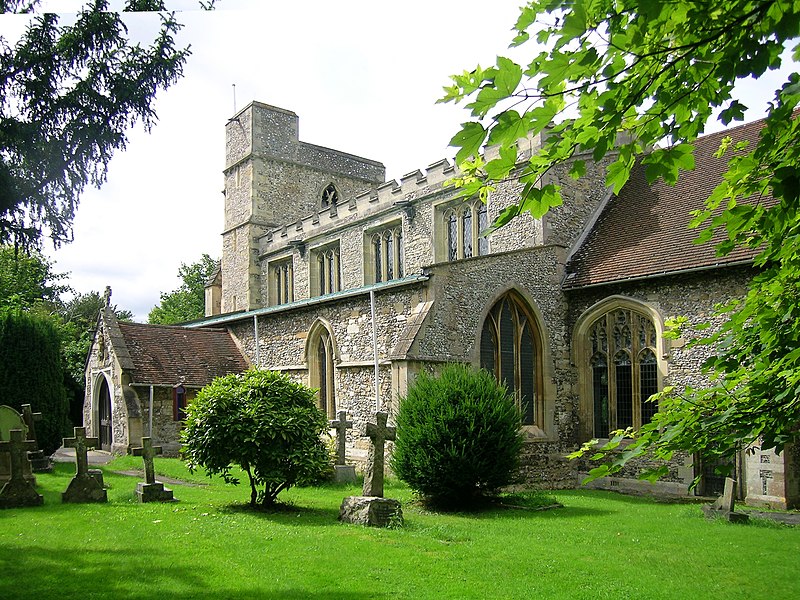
[480,291,543,427]
[370,225,404,283]
[321,183,339,209]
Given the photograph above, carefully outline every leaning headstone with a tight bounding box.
[131,437,176,503]
[701,477,749,523]
[62,427,107,503]
[20,404,52,472]
[0,405,35,485]
[329,410,356,483]
[0,429,43,508]
[339,411,402,527]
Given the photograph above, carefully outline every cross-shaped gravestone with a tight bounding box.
[329,410,353,466]
[132,437,162,484]
[0,429,43,508]
[63,427,97,479]
[20,404,50,472]
[0,429,36,485]
[363,411,396,498]
[62,426,107,503]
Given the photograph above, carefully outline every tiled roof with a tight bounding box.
[116,321,249,387]
[563,119,770,289]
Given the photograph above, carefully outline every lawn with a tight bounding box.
[0,457,798,599]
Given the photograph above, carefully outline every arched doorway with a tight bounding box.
[97,377,113,451]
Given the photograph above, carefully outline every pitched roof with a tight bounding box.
[115,321,249,387]
[563,119,769,289]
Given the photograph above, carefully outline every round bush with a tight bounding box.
[181,369,330,508]
[391,363,524,509]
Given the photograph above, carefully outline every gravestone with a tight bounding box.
[362,411,395,497]
[0,405,35,485]
[329,410,356,483]
[62,427,107,503]
[131,437,176,502]
[0,429,43,508]
[339,411,402,527]
[701,477,749,523]
[20,404,52,472]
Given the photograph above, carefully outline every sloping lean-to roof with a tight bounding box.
[116,321,250,387]
[564,118,771,289]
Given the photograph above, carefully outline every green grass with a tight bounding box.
[1,458,798,599]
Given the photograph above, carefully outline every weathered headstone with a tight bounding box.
[0,429,43,508]
[131,437,176,503]
[701,477,749,523]
[20,404,52,472]
[339,411,402,527]
[62,427,107,503]
[363,411,395,498]
[329,410,356,483]
[0,405,35,485]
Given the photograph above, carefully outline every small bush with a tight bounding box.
[181,369,330,508]
[391,363,524,509]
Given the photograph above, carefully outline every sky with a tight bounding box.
[4,1,798,321]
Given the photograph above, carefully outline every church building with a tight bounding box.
[84,101,799,508]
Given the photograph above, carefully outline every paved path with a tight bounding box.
[51,446,115,465]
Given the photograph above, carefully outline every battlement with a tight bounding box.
[260,157,459,254]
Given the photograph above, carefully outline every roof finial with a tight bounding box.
[103,286,112,308]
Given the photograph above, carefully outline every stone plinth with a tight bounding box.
[62,475,107,503]
[339,496,403,527]
[136,481,176,503]
[0,478,43,508]
[333,464,357,483]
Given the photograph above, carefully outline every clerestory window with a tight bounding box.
[269,259,293,306]
[312,244,341,296]
[321,183,339,209]
[444,201,489,261]
[370,225,404,283]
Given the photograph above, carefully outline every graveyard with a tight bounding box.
[0,452,799,599]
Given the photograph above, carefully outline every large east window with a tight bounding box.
[480,292,543,427]
[587,308,659,438]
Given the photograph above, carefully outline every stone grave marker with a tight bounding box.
[131,437,176,502]
[62,427,107,503]
[701,477,749,523]
[363,411,395,498]
[0,429,43,508]
[329,410,356,483]
[20,404,52,472]
[0,405,35,485]
[339,411,402,527]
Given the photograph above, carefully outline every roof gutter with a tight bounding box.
[562,258,755,291]
[185,274,429,329]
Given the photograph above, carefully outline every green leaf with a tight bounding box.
[450,122,487,164]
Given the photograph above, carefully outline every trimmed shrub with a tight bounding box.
[181,369,330,508]
[391,363,524,509]
[0,310,69,453]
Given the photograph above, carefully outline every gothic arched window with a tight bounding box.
[308,325,336,419]
[480,292,543,427]
[586,307,659,438]
[371,225,403,283]
[444,200,489,261]
[321,183,339,209]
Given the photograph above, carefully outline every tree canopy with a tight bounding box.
[0,0,214,251]
[148,253,218,324]
[442,0,800,479]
